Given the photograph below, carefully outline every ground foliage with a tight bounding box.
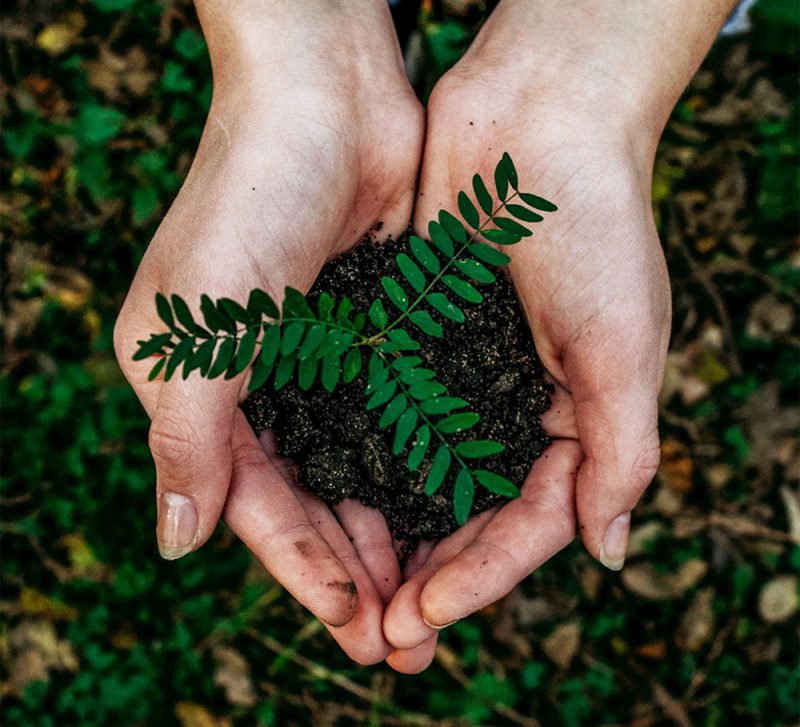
[1,1,798,725]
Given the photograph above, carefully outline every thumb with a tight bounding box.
[149,373,240,560]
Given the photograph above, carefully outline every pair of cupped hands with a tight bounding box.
[114,2,672,673]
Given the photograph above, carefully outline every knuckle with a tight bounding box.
[149,424,203,471]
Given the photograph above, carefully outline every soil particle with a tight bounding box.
[243,232,552,552]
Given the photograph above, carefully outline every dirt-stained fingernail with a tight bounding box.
[157,492,198,560]
[599,511,631,571]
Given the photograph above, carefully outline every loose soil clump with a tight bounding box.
[243,233,551,552]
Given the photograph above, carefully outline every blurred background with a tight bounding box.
[1,1,798,725]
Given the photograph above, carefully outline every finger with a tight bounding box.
[333,499,402,604]
[291,486,393,665]
[383,508,496,650]
[419,440,582,628]
[224,412,360,630]
[385,635,438,675]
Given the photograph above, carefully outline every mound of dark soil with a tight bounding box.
[242,233,551,552]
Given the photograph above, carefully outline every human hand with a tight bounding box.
[114,1,423,664]
[382,0,734,672]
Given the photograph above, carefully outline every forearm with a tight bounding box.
[461,0,737,153]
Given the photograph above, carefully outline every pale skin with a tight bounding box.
[114,0,737,671]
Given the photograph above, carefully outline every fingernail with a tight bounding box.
[599,511,631,571]
[423,616,458,631]
[157,492,198,560]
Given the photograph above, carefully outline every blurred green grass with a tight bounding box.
[1,1,798,725]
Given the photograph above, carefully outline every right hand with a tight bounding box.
[113,1,424,664]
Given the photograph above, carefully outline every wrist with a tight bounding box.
[458,0,736,155]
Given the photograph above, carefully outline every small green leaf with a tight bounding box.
[381,277,408,312]
[148,356,166,381]
[366,361,390,393]
[379,393,407,428]
[495,216,533,237]
[386,329,420,351]
[234,329,257,372]
[282,286,314,318]
[155,293,174,329]
[425,447,452,495]
[392,356,422,371]
[428,221,454,256]
[336,298,354,325]
[474,470,521,497]
[317,292,335,321]
[472,173,493,215]
[519,192,557,212]
[407,426,431,471]
[298,356,319,390]
[342,348,362,384]
[396,253,426,293]
[481,229,520,246]
[247,355,270,393]
[439,210,468,243]
[367,378,398,410]
[419,396,469,415]
[453,468,475,525]
[208,337,235,378]
[280,321,305,355]
[500,152,518,189]
[409,310,443,337]
[259,324,281,376]
[321,353,340,393]
[438,412,480,433]
[218,297,251,324]
[454,258,496,283]
[393,408,418,455]
[133,332,172,360]
[443,275,483,304]
[353,313,366,332]
[468,242,511,266]
[192,338,215,376]
[506,203,544,223]
[455,440,506,458]
[398,367,436,384]
[247,289,280,320]
[426,292,465,322]
[410,235,440,274]
[298,324,326,359]
[409,380,447,400]
[172,295,199,334]
[458,191,480,229]
[494,157,509,201]
[201,294,233,333]
[274,353,296,390]
[164,338,193,381]
[368,299,388,329]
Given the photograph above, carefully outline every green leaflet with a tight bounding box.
[409,235,440,274]
[474,470,521,498]
[454,258,495,284]
[426,292,465,322]
[393,408,418,455]
[472,173,493,215]
[397,253,426,293]
[443,275,483,304]
[425,446,451,495]
[453,468,475,525]
[381,276,408,312]
[407,426,431,471]
[455,440,506,458]
[458,190,480,229]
